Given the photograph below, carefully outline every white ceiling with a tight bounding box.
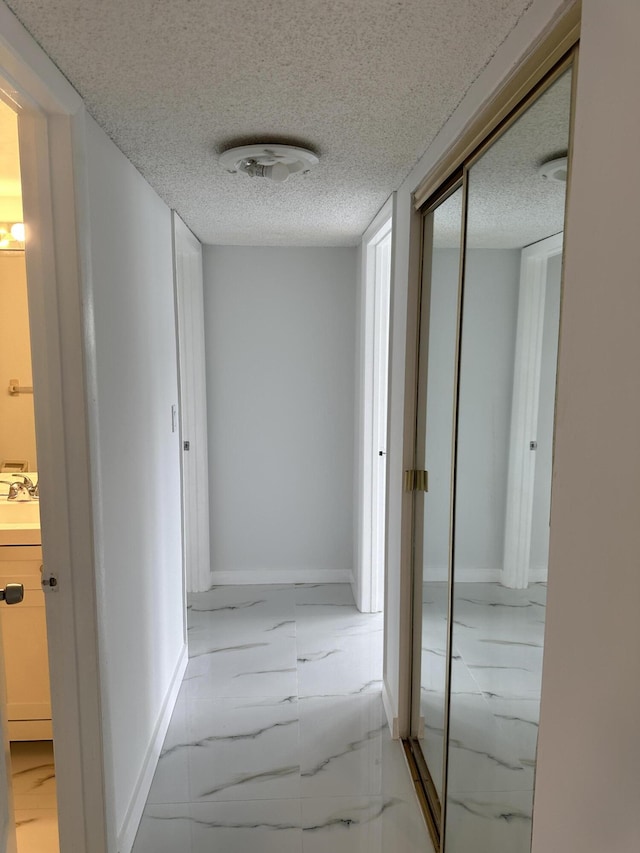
[435,68,572,249]
[3,0,538,246]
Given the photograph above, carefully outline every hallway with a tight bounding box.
[132,584,430,852]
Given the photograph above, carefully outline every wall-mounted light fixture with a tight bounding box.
[219,144,318,182]
[0,223,25,249]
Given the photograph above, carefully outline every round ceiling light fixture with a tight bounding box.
[219,144,319,182]
[538,155,568,183]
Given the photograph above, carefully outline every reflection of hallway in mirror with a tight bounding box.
[424,582,545,853]
[11,741,59,852]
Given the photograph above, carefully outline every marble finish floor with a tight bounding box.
[133,583,431,853]
[420,581,546,853]
[10,740,59,852]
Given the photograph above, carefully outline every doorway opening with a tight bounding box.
[0,98,58,851]
[356,197,393,614]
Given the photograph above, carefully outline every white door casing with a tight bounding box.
[503,232,563,588]
[1,7,110,851]
[356,196,394,613]
[173,213,211,594]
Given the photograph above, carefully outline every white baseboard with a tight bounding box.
[382,678,400,740]
[117,644,188,853]
[529,566,548,583]
[425,566,548,584]
[425,566,502,583]
[209,569,354,586]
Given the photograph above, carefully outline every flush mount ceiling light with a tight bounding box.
[219,144,319,183]
[538,155,568,183]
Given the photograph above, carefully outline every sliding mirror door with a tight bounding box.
[407,58,574,853]
[409,185,464,837]
[445,66,572,853]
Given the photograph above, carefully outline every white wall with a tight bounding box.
[203,246,357,583]
[0,253,37,469]
[532,0,640,848]
[84,115,185,845]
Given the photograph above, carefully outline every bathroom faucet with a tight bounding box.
[0,480,31,501]
[12,474,38,498]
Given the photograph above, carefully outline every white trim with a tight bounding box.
[172,213,211,594]
[426,567,506,583]
[382,678,400,739]
[528,567,548,584]
[503,232,563,588]
[116,646,188,853]
[210,569,353,587]
[355,194,394,613]
[0,15,109,849]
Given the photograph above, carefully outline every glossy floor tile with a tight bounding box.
[11,740,59,852]
[134,583,431,853]
[419,581,545,853]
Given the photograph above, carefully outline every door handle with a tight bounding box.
[0,583,24,605]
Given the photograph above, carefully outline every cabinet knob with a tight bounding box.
[0,583,24,605]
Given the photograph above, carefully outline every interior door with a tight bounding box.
[371,226,392,611]
[173,212,211,595]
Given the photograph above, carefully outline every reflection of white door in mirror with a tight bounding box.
[503,232,563,589]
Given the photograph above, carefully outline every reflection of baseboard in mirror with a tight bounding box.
[503,232,563,589]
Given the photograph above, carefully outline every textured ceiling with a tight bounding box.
[4,0,536,246]
[435,68,572,249]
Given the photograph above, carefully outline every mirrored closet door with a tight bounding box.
[407,57,574,853]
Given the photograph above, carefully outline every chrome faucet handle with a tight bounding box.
[0,480,26,500]
[12,475,34,490]
[8,475,38,498]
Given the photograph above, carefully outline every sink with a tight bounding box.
[0,473,41,545]
[0,500,40,525]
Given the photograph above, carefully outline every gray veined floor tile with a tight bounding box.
[132,804,192,853]
[301,796,430,853]
[184,634,298,699]
[295,602,384,642]
[188,586,297,645]
[190,799,303,853]
[298,694,385,798]
[444,790,534,853]
[296,631,383,698]
[133,583,431,853]
[294,583,358,606]
[447,692,534,794]
[10,741,57,810]
[298,694,411,800]
[15,809,60,853]
[187,696,301,802]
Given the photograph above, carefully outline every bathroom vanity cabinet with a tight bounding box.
[0,545,52,740]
